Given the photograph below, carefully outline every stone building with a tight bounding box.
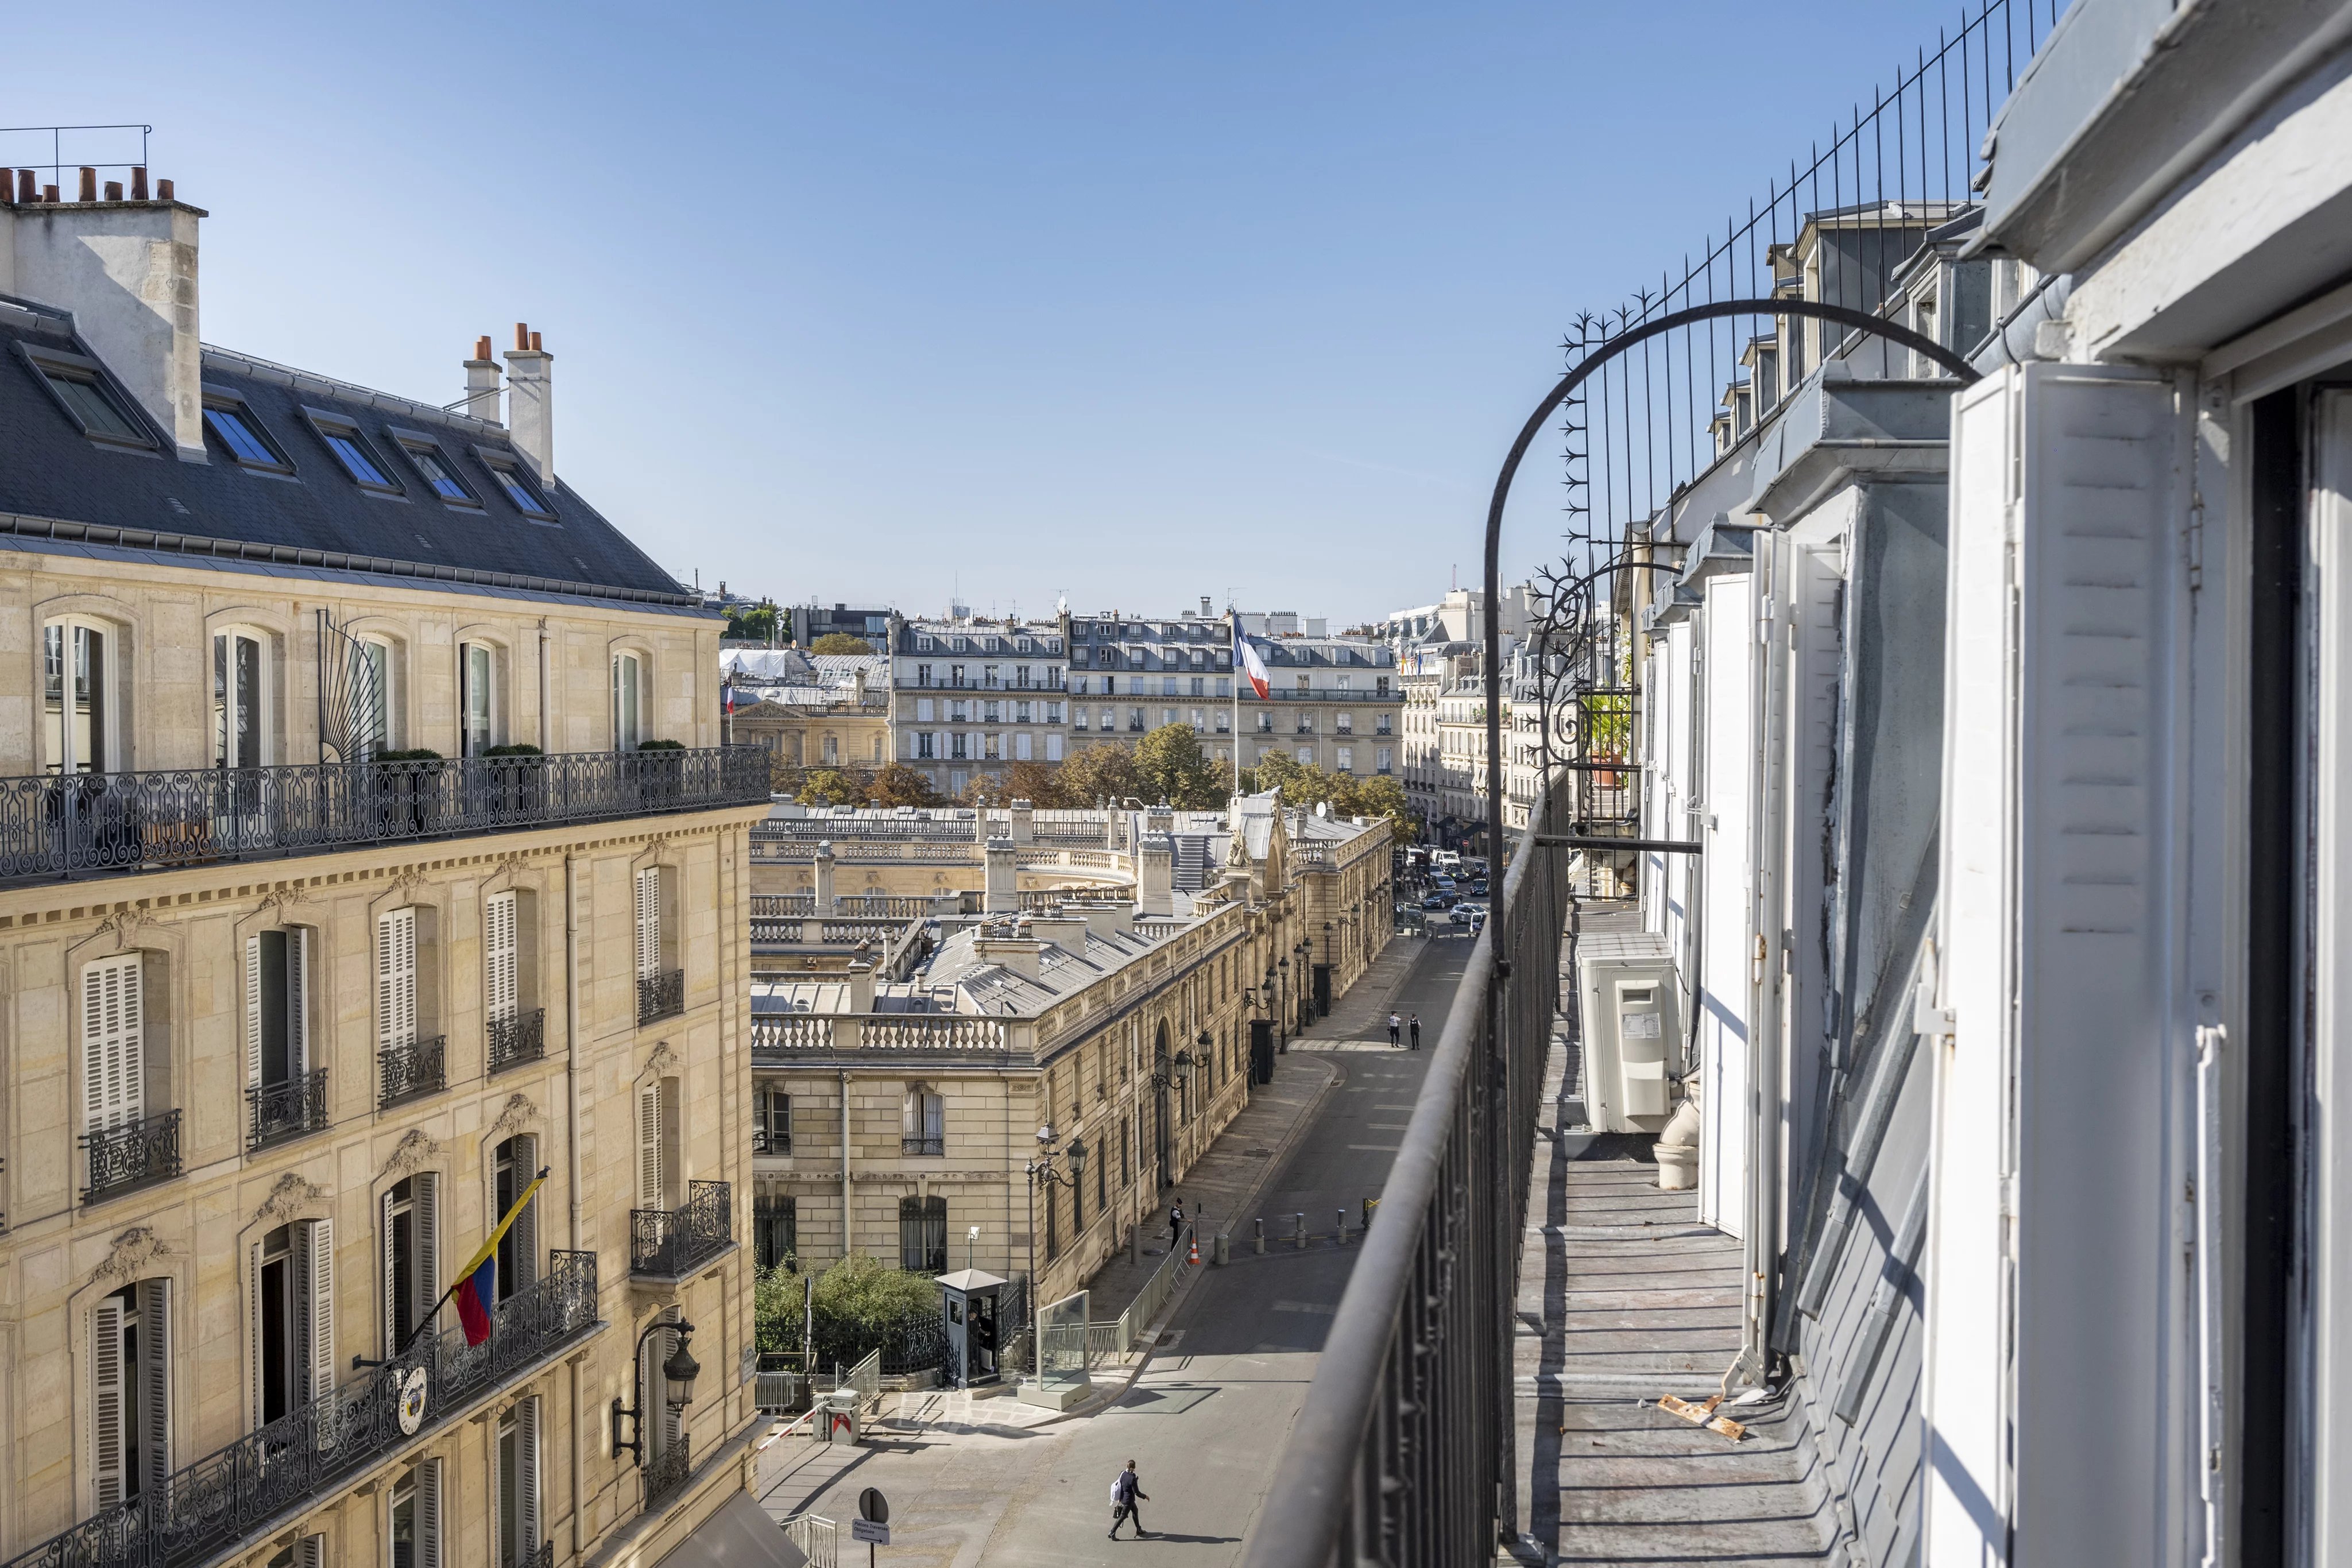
[741,796,1392,1300]
[885,614,1069,798]
[722,652,891,775]
[0,177,773,1567]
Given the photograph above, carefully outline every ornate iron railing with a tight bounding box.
[3,1250,597,1568]
[245,1070,328,1152]
[488,1008,547,1075]
[631,1181,733,1278]
[1240,775,1573,1568]
[517,1544,554,1568]
[0,747,771,884]
[376,1036,446,1109]
[81,1109,183,1203]
[643,1435,692,1512]
[636,969,684,1025]
[901,1136,945,1156]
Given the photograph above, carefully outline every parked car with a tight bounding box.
[1421,892,1455,911]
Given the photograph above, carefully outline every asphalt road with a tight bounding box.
[768,934,1475,1566]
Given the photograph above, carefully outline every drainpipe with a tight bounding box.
[563,850,585,1553]
[537,619,551,753]
[1743,537,1789,1384]
[841,1070,854,1261]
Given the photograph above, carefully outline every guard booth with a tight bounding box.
[1250,1019,1275,1085]
[935,1269,1007,1388]
[1312,963,1331,1017]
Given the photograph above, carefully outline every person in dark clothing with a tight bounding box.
[1110,1459,1151,1538]
[1167,1199,1185,1250]
[1409,1013,1422,1050]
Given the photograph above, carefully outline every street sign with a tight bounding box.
[850,1519,891,1546]
[859,1487,890,1524]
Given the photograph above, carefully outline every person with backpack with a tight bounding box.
[1109,1459,1151,1539]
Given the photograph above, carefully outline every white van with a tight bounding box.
[1432,849,1463,872]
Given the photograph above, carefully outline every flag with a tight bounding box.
[1232,620,1271,700]
[451,1168,548,1346]
[724,682,737,716]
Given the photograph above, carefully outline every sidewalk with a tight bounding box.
[1292,930,1449,1051]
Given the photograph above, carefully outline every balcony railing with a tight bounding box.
[0,746,771,884]
[3,1249,598,1568]
[644,1434,693,1512]
[377,1036,446,1109]
[637,969,684,1025]
[751,1125,792,1155]
[902,1135,945,1156]
[81,1109,183,1203]
[631,1180,733,1279]
[246,1070,329,1152]
[488,1007,547,1074]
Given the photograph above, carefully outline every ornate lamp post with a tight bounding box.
[612,1318,701,1463]
[1024,1123,1089,1292]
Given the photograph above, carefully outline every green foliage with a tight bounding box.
[636,738,685,752]
[1135,723,1225,808]
[809,632,876,656]
[865,762,942,807]
[373,748,444,762]
[753,1255,941,1366]
[798,768,868,807]
[725,603,779,642]
[482,743,543,757]
[1057,742,1143,807]
[1250,756,1416,843]
[1580,692,1634,757]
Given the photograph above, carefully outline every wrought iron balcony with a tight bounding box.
[644,1434,692,1512]
[488,1007,548,1074]
[377,1036,446,1109]
[0,746,771,885]
[81,1109,182,1203]
[2,1249,597,1568]
[630,1180,733,1280]
[902,1135,945,1156]
[246,1069,329,1152]
[637,969,684,1025]
[752,1125,792,1155]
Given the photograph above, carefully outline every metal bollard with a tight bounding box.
[1129,1225,1140,1267]
[1294,1213,1308,1250]
[1254,1217,1266,1255]
[1337,1209,1348,1244]
[1215,1232,1231,1265]
[1362,1197,1379,1230]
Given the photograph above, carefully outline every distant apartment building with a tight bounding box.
[0,176,773,1567]
[887,614,1070,796]
[787,602,894,652]
[723,649,892,772]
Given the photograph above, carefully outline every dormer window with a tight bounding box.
[475,449,555,518]
[23,347,151,448]
[304,409,403,495]
[202,394,293,471]
[390,430,479,508]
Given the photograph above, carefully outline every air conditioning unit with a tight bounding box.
[1574,931,1682,1135]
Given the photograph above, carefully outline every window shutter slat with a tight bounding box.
[378,909,418,1051]
[303,1218,335,1404]
[417,1172,439,1337]
[138,1279,171,1496]
[91,1298,127,1509]
[420,1458,443,1568]
[289,927,307,1073]
[248,1242,264,1429]
[520,1395,542,1550]
[83,955,144,1132]
[381,1191,399,1360]
[637,1081,663,1210]
[513,1135,539,1289]
[245,936,262,1089]
[486,892,518,1022]
[634,868,660,981]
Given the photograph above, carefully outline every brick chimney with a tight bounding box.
[503,322,553,485]
[1,173,204,455]
[462,335,501,423]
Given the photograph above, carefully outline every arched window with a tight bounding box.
[902,1084,944,1156]
[355,634,400,756]
[460,641,501,756]
[213,626,270,768]
[612,652,645,749]
[92,1279,171,1510]
[43,617,117,774]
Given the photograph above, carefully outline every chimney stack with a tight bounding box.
[2,176,204,454]
[503,320,554,486]
[13,171,32,203]
[156,179,172,200]
[984,837,1018,914]
[130,167,148,200]
[813,841,838,911]
[1139,834,1174,917]
[462,335,502,424]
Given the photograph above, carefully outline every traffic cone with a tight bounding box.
[1188,1233,1201,1265]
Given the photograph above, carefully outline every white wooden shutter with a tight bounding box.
[244,935,263,1089]
[636,1080,664,1209]
[633,868,660,981]
[485,892,518,1023]
[418,1458,443,1568]
[289,927,308,1074]
[296,1537,325,1568]
[82,955,144,1133]
[416,1172,439,1337]
[378,909,418,1051]
[510,1137,538,1289]
[657,1310,683,1452]
[248,1241,264,1427]
[137,1279,169,1496]
[519,1395,543,1550]
[300,1218,335,1404]
[91,1296,127,1508]
[381,1190,399,1359]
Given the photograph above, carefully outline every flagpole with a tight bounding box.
[393,1166,550,1357]
[1229,610,1241,797]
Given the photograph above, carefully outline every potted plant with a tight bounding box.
[372,748,446,838]
[482,742,545,819]
[635,737,687,804]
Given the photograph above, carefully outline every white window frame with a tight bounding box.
[213,626,273,769]
[357,634,400,755]
[43,615,119,776]
[461,641,500,756]
[612,651,645,749]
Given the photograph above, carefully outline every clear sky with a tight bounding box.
[11,1,1974,625]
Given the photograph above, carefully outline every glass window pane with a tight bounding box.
[496,467,548,514]
[325,431,390,487]
[235,636,262,768]
[50,371,142,440]
[206,407,278,465]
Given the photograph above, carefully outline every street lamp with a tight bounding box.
[1276,957,1289,1046]
[1024,1124,1089,1290]
[612,1318,701,1463]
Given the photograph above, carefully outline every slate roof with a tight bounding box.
[0,295,694,607]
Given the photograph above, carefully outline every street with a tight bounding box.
[763,932,1472,1565]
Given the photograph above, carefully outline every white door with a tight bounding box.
[82,955,144,1135]
[1697,574,1754,1238]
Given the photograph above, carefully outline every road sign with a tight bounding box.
[850,1518,891,1545]
[859,1487,890,1524]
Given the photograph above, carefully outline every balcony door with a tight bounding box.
[213,630,268,769]
[380,1175,439,1357]
[636,1078,674,1211]
[493,1136,539,1301]
[461,643,498,757]
[495,1398,541,1568]
[245,928,310,1098]
[91,1279,169,1511]
[485,892,518,1035]
[388,1459,442,1568]
[42,620,111,774]
[252,1219,333,1427]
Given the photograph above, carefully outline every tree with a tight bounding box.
[724,602,779,642]
[865,762,941,807]
[1250,752,1307,800]
[1135,723,1225,808]
[958,772,1011,808]
[1005,759,1066,808]
[808,632,875,656]
[1351,772,1418,842]
[799,768,867,807]
[1057,742,1143,807]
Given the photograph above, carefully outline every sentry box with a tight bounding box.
[934,1268,1008,1388]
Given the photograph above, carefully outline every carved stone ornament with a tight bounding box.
[260,886,314,921]
[96,909,153,947]
[253,1171,328,1226]
[641,1040,679,1081]
[94,1226,169,1286]
[381,1128,442,1182]
[643,834,671,864]
[489,1092,540,1143]
[494,851,534,884]
[386,868,428,905]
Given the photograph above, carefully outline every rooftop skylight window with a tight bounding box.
[474,448,556,519]
[22,347,152,448]
[302,409,404,495]
[390,429,479,508]
[201,393,294,471]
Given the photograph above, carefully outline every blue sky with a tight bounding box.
[13,1,1978,625]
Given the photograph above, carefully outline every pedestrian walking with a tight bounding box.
[1388,1011,1402,1048]
[1109,1459,1151,1539]
[1409,1013,1422,1050]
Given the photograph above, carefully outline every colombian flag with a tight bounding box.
[452,1168,548,1346]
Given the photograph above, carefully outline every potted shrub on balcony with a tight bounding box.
[482,742,545,819]
[635,737,686,804]
[373,748,446,838]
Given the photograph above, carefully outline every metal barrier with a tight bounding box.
[1238,774,1573,1568]
[784,1513,841,1568]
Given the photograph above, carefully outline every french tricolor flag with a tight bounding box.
[1233,621,1270,700]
